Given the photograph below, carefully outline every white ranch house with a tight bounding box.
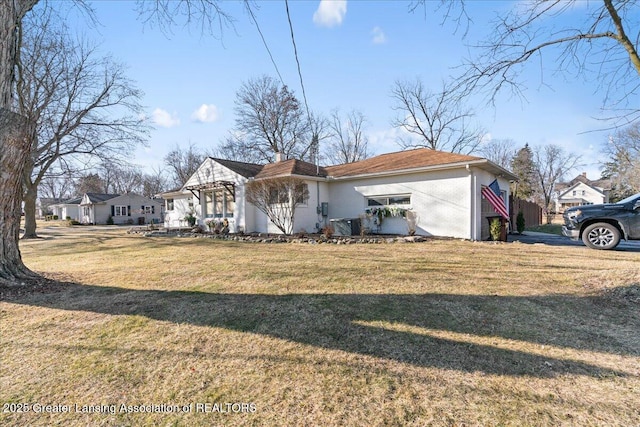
[80,193,164,225]
[49,197,83,221]
[162,148,518,240]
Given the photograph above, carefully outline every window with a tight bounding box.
[83,207,90,217]
[143,206,155,214]
[269,188,288,204]
[204,193,214,218]
[294,183,308,205]
[114,205,128,216]
[572,190,577,196]
[214,189,224,218]
[205,188,235,218]
[166,199,174,211]
[225,191,235,217]
[367,195,411,207]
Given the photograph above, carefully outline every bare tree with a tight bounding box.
[601,122,640,201]
[245,176,309,235]
[442,0,640,126]
[74,172,107,195]
[101,163,144,194]
[0,0,235,285]
[141,166,169,198]
[479,138,516,169]
[18,9,147,239]
[325,109,370,165]
[164,143,206,188]
[0,0,41,284]
[232,75,313,162]
[532,144,580,223]
[390,79,483,154]
[39,168,75,200]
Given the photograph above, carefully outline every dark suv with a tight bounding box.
[562,193,640,250]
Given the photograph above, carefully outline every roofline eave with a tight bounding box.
[328,159,519,182]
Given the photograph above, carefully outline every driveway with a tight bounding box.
[509,231,640,252]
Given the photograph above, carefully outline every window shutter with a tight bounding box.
[141,205,144,213]
[152,205,155,214]
[111,205,115,216]
[127,206,131,216]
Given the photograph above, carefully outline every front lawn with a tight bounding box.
[1,226,638,426]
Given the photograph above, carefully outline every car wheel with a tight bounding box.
[581,222,620,250]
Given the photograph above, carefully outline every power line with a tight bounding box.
[284,0,312,122]
[245,1,285,86]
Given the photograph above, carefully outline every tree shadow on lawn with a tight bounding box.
[3,282,639,378]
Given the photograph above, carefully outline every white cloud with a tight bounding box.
[191,104,220,123]
[371,26,387,44]
[152,108,180,128]
[313,0,347,28]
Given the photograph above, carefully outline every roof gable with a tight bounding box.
[558,181,605,199]
[324,148,484,178]
[84,193,120,203]
[211,158,263,178]
[254,159,327,180]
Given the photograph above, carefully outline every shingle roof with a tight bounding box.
[61,197,82,205]
[324,148,484,178]
[254,159,327,180]
[211,158,264,178]
[84,193,119,203]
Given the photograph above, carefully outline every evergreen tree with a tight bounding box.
[510,144,536,200]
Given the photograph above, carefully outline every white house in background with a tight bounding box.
[49,197,82,221]
[80,193,164,225]
[163,148,518,240]
[554,173,610,213]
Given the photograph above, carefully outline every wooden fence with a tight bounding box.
[509,196,542,228]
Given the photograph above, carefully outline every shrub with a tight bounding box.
[52,215,59,220]
[106,215,114,225]
[322,226,334,239]
[516,211,526,234]
[490,218,502,241]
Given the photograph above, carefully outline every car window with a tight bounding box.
[616,193,640,205]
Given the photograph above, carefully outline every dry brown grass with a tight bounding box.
[1,224,639,426]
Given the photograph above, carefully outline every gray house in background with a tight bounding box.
[49,197,83,221]
[80,193,164,225]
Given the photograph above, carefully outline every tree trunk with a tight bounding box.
[0,108,38,285]
[1,0,41,285]
[22,181,38,239]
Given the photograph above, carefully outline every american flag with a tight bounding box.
[482,179,509,219]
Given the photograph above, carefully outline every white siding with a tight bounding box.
[328,169,472,239]
[247,179,330,234]
[164,193,192,228]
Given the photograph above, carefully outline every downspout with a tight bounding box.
[316,181,321,232]
[467,164,476,240]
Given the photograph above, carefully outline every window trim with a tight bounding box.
[114,205,128,217]
[366,194,411,208]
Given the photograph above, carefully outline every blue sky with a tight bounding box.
[60,0,636,180]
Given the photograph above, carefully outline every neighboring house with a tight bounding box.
[49,197,82,221]
[36,197,63,218]
[80,193,164,225]
[163,148,518,240]
[554,173,611,213]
